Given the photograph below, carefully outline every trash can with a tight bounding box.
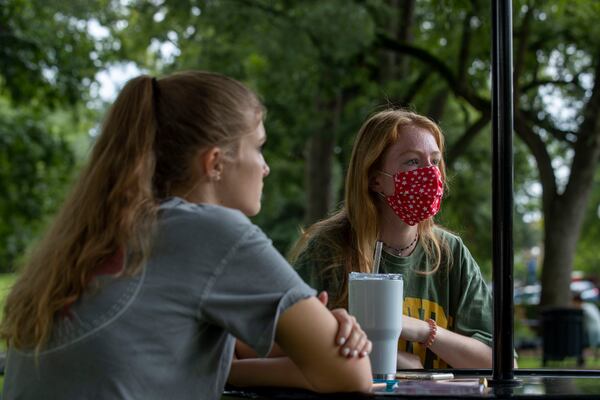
[541,307,584,366]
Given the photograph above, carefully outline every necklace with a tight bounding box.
[382,233,419,257]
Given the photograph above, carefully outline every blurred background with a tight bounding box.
[1,0,599,368]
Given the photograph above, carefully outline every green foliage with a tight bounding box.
[0,272,15,394]
[155,0,381,251]
[0,272,16,321]
[0,0,104,272]
[0,110,76,272]
[1,0,598,286]
[0,0,103,107]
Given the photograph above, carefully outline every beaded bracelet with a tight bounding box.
[421,318,438,348]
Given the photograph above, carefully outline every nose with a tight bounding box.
[424,157,436,167]
[263,161,270,177]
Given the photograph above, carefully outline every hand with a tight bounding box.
[317,291,372,358]
[397,351,424,369]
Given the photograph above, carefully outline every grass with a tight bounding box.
[0,273,15,393]
[0,273,16,349]
[518,348,600,369]
[0,273,15,311]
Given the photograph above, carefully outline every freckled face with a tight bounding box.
[219,121,270,216]
[377,125,441,196]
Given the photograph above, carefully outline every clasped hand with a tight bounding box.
[317,291,372,358]
[234,291,372,360]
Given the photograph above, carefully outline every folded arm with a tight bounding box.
[228,297,372,393]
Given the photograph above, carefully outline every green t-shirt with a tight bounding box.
[293,228,493,369]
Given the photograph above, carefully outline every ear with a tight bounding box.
[369,172,384,192]
[198,146,223,181]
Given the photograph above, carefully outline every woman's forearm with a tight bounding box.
[228,357,313,390]
[429,327,493,368]
[235,340,285,359]
[401,315,493,368]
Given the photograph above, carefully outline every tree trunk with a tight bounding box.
[539,59,600,307]
[540,166,600,306]
[397,0,415,77]
[377,21,600,310]
[541,197,589,306]
[304,93,342,226]
[380,0,415,82]
[426,88,448,122]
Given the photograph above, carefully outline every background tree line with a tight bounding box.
[1,0,599,308]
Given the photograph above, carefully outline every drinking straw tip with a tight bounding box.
[373,241,383,274]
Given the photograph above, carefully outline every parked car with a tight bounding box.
[571,280,600,303]
[514,284,541,305]
[514,280,600,305]
[514,277,600,350]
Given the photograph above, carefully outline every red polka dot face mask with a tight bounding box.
[378,166,444,226]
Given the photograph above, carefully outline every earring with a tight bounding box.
[211,172,221,182]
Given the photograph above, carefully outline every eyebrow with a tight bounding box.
[397,149,442,157]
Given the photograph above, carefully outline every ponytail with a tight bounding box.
[1,76,160,350]
[2,70,264,351]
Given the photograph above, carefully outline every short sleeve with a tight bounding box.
[200,224,316,357]
[451,237,494,347]
[292,240,345,309]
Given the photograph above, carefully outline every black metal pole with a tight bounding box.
[491,0,516,383]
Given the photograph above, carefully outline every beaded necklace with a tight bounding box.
[381,233,419,257]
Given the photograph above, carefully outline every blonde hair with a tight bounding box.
[1,71,264,350]
[291,109,451,308]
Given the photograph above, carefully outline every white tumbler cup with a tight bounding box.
[349,272,403,381]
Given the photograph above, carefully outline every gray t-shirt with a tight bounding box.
[4,198,316,400]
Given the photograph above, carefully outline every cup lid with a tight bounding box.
[349,272,403,280]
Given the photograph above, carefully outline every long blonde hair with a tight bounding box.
[291,109,450,308]
[1,71,264,350]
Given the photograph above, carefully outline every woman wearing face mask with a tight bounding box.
[292,109,502,369]
[1,71,372,400]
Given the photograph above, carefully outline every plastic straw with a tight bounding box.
[373,241,383,274]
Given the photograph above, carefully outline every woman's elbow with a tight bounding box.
[308,359,372,393]
[340,366,372,394]
[350,369,374,393]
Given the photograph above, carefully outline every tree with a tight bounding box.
[107,0,382,250]
[5,0,594,297]
[0,0,103,271]
[574,168,600,275]
[0,111,75,271]
[378,0,600,306]
[91,0,539,270]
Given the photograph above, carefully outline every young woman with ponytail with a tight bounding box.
[292,109,511,370]
[1,71,372,399]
